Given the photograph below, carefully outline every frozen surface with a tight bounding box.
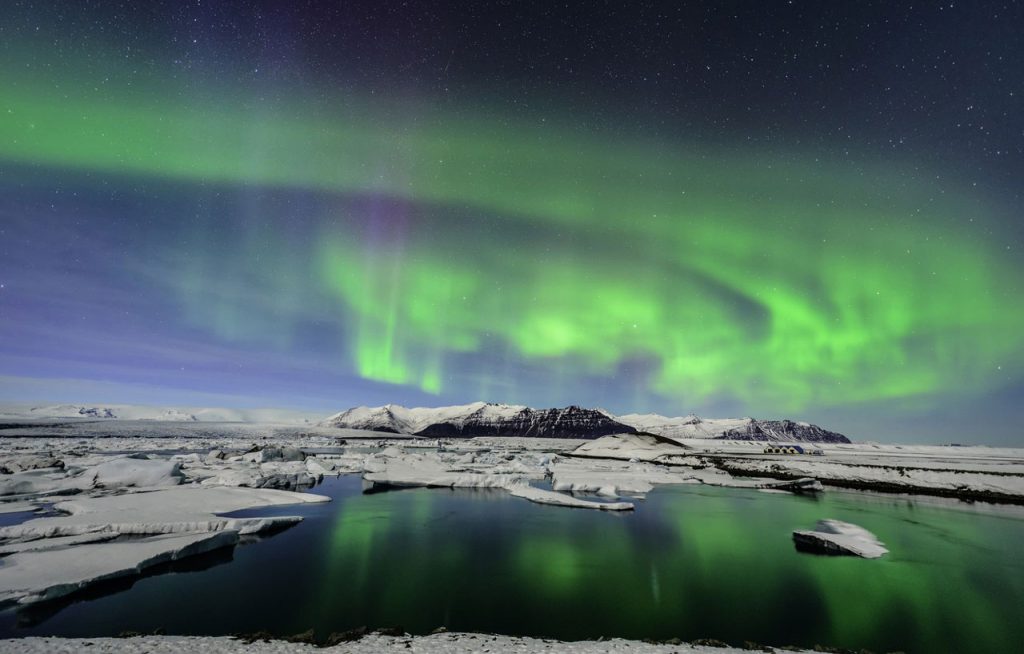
[0,486,328,604]
[0,531,239,605]
[363,448,633,510]
[0,634,815,653]
[0,486,325,540]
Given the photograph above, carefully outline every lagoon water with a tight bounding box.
[1,476,1021,653]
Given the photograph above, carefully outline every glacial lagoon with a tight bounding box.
[1,476,1021,653]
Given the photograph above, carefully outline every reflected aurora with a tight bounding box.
[3,477,1021,653]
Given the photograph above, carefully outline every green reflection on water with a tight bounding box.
[308,484,1023,653]
[650,487,1023,652]
[31,478,1006,653]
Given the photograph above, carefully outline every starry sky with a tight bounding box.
[1,1,1022,443]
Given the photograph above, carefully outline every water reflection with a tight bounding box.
[0,477,1020,654]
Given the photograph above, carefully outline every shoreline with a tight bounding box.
[0,632,822,653]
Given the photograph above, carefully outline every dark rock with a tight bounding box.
[285,628,316,644]
[416,405,636,439]
[324,626,368,645]
[692,638,731,648]
[233,631,275,644]
[376,626,406,636]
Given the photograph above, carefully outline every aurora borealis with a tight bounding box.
[1,2,1022,442]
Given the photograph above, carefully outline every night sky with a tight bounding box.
[1,1,1022,443]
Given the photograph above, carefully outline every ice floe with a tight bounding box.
[0,486,328,605]
[792,519,889,559]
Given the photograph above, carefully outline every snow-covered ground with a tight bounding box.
[685,440,1024,501]
[0,633,815,653]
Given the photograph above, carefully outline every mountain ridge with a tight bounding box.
[322,402,851,443]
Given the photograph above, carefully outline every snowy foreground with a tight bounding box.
[0,633,815,653]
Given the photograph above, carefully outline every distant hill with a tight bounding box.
[0,404,315,425]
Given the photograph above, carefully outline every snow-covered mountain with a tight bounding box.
[615,413,849,443]
[324,403,850,442]
[321,402,638,439]
[8,404,198,421]
[615,413,752,439]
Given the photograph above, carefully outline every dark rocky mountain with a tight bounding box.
[719,419,850,443]
[417,405,637,439]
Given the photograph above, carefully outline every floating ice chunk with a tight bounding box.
[507,483,634,511]
[87,457,184,489]
[792,519,888,559]
[0,530,240,605]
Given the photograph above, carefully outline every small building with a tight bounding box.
[763,444,806,455]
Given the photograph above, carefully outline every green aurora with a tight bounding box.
[1,71,1021,414]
